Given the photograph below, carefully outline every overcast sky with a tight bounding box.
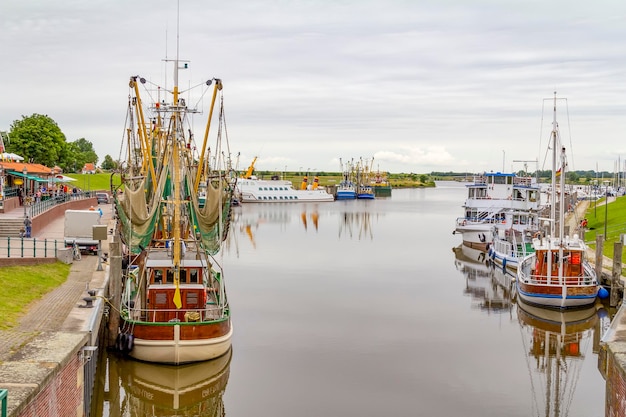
[2,0,626,174]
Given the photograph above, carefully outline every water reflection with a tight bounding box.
[97,348,231,417]
[452,243,607,417]
[337,210,375,240]
[453,244,513,313]
[517,301,598,417]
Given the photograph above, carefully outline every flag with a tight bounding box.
[556,168,561,177]
[173,283,182,309]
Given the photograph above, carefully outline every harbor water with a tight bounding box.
[93,183,608,416]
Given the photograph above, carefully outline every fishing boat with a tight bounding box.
[236,158,334,203]
[371,169,392,197]
[517,298,598,417]
[355,157,375,200]
[454,171,541,252]
[114,35,234,364]
[336,158,357,200]
[516,93,598,309]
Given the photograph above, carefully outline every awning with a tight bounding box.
[53,175,77,183]
[7,171,50,182]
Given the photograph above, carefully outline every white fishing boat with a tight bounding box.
[236,158,333,203]
[516,93,598,309]
[454,171,541,252]
[114,16,234,364]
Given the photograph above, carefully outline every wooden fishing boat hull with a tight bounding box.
[125,318,233,364]
[516,280,598,309]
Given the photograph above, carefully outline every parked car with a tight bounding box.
[96,192,110,204]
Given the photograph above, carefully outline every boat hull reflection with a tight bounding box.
[115,347,231,416]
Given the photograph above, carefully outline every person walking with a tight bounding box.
[23,215,32,238]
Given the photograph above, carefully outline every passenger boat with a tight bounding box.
[236,158,333,203]
[114,38,234,364]
[487,207,541,271]
[454,171,541,252]
[517,298,597,416]
[516,93,598,309]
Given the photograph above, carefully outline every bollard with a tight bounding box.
[611,240,623,307]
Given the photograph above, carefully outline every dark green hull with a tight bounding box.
[373,185,392,197]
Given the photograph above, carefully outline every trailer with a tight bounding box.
[64,209,101,254]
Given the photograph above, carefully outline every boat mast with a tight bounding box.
[171,1,183,309]
[550,92,557,240]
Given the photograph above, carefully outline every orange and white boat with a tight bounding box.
[516,93,598,309]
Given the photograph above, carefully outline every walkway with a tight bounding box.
[0,203,113,361]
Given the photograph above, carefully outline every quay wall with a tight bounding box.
[600,303,626,417]
[1,262,109,417]
[9,334,88,417]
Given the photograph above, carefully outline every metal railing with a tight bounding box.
[0,237,61,258]
[1,389,7,417]
[121,304,228,323]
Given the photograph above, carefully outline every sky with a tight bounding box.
[2,0,626,174]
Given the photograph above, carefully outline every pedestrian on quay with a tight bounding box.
[24,215,32,238]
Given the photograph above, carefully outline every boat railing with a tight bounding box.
[122,304,228,323]
[456,216,503,226]
[522,272,594,286]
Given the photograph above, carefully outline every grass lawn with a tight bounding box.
[584,196,626,261]
[0,262,71,330]
[64,173,122,192]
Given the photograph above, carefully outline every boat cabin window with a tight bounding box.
[468,187,488,199]
[153,269,163,284]
[491,176,510,185]
[189,269,199,283]
[166,269,174,283]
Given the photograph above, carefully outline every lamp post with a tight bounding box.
[22,166,27,218]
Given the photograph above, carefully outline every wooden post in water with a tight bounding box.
[107,237,121,347]
[611,238,624,307]
[595,234,604,284]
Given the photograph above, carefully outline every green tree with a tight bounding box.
[72,138,98,165]
[101,154,117,170]
[6,114,67,167]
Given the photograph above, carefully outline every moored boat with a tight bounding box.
[114,38,234,364]
[336,158,357,200]
[487,207,541,271]
[236,158,334,203]
[371,169,392,197]
[454,171,541,252]
[516,93,598,309]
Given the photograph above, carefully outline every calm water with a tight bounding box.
[94,183,608,417]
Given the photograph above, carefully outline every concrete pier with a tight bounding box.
[0,203,112,417]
